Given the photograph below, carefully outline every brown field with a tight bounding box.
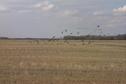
[0,40,126,84]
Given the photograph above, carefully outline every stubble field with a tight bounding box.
[0,40,126,84]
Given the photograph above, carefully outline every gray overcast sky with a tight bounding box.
[0,0,126,38]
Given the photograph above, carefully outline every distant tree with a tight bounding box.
[63,34,126,40]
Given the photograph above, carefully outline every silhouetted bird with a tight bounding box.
[65,29,68,32]
[97,25,100,28]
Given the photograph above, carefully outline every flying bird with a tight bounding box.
[65,29,68,32]
[97,25,100,28]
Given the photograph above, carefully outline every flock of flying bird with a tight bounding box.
[53,25,103,39]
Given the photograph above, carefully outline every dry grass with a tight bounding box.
[0,40,126,84]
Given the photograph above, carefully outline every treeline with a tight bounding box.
[64,34,126,40]
[0,37,50,40]
[0,37,59,40]
[0,34,126,40]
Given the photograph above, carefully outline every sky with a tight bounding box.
[0,0,126,38]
